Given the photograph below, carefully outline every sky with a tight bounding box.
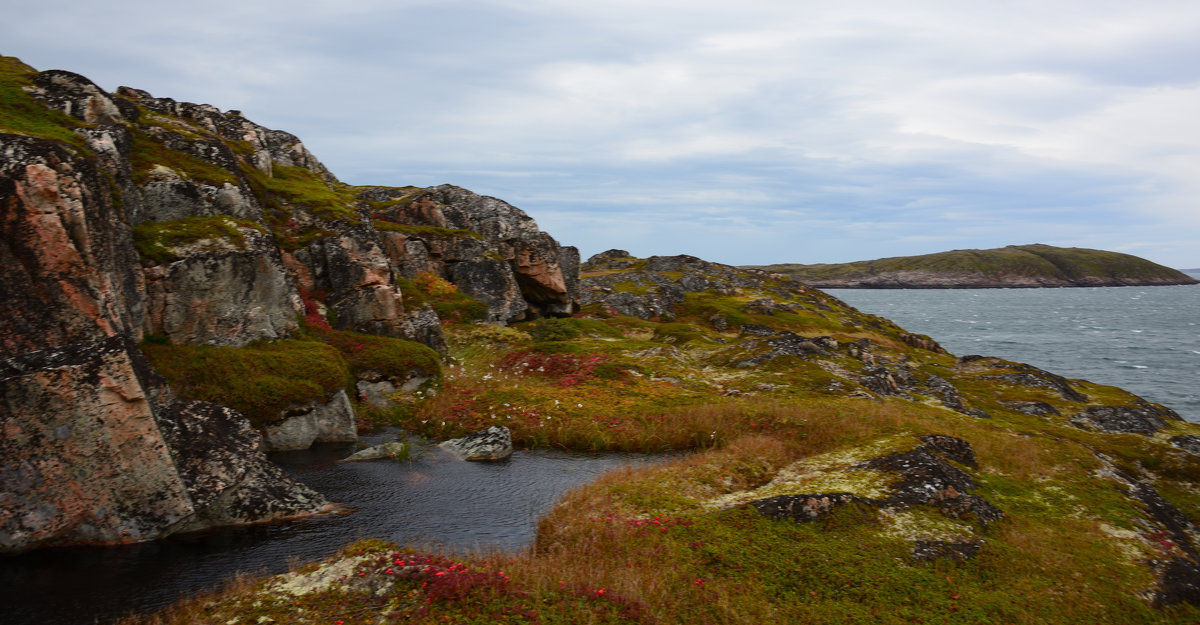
[4,0,1200,268]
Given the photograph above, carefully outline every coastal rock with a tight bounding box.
[438,425,514,461]
[1069,400,1181,435]
[1170,436,1200,457]
[744,436,1002,560]
[155,398,328,530]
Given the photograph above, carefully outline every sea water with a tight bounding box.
[826,280,1200,422]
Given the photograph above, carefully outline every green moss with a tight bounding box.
[324,330,442,380]
[0,56,91,151]
[371,220,483,239]
[142,339,350,426]
[132,215,265,264]
[247,164,360,223]
[128,126,239,187]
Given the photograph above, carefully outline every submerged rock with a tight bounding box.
[438,425,514,461]
[341,441,410,462]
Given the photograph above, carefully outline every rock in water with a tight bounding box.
[438,425,513,461]
[342,441,410,462]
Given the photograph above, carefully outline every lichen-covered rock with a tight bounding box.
[0,334,327,553]
[438,425,514,461]
[742,435,1003,559]
[1069,400,1181,435]
[341,441,409,462]
[262,390,358,452]
[1,134,145,352]
[141,225,300,346]
[155,398,328,530]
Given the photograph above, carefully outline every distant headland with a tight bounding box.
[747,243,1200,288]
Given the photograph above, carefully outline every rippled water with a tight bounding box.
[0,436,666,625]
[826,281,1200,422]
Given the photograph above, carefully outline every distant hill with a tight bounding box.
[748,244,1200,288]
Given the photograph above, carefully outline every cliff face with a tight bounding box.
[753,244,1200,289]
[0,57,579,553]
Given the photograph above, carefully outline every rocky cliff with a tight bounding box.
[0,56,579,553]
[752,243,1200,288]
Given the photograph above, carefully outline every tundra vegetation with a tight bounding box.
[130,259,1200,625]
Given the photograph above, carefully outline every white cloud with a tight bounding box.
[4,0,1200,266]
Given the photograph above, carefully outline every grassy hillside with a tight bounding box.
[751,244,1199,288]
[134,254,1200,625]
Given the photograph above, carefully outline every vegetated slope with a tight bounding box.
[147,250,1200,625]
[751,243,1200,288]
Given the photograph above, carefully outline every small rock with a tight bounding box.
[341,441,410,462]
[439,425,513,461]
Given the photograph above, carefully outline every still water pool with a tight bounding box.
[0,436,666,625]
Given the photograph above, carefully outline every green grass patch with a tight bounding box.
[371,220,482,239]
[128,125,238,186]
[247,164,361,223]
[142,339,349,426]
[131,215,265,263]
[0,56,92,151]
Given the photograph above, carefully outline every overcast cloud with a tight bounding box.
[5,0,1199,267]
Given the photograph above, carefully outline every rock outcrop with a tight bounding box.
[0,57,578,552]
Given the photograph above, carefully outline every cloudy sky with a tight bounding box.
[6,0,1200,268]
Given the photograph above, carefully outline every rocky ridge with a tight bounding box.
[752,243,1200,288]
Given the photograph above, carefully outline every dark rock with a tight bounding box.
[1069,401,1179,435]
[924,375,991,418]
[912,540,984,561]
[920,434,979,468]
[735,331,831,368]
[975,360,1089,402]
[1157,558,1200,606]
[1002,400,1060,417]
[156,398,328,530]
[862,440,1004,526]
[749,436,1003,530]
[749,493,866,522]
[899,333,946,354]
[1170,436,1200,457]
